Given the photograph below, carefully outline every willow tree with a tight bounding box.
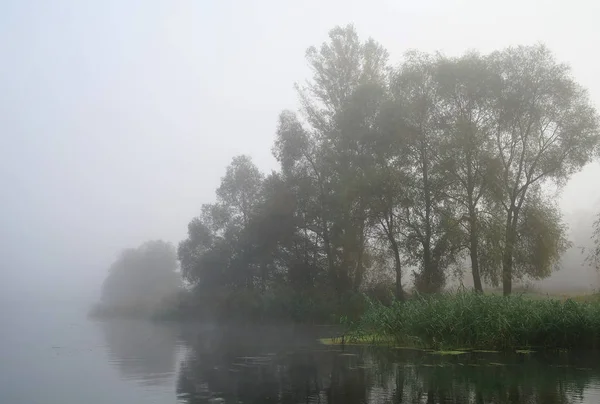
[433,52,501,292]
[514,192,571,279]
[489,45,600,295]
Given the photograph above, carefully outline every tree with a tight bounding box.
[216,155,263,228]
[273,110,335,288]
[364,163,409,300]
[488,45,600,295]
[390,52,464,293]
[434,52,501,292]
[178,155,264,291]
[276,24,391,293]
[178,213,228,288]
[176,26,600,319]
[100,240,181,312]
[512,191,571,280]
[589,212,600,270]
[360,95,413,300]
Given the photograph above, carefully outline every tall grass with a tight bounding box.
[347,292,600,350]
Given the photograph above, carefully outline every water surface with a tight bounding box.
[2,301,600,403]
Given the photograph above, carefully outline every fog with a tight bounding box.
[1,0,600,304]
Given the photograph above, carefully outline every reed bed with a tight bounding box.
[346,292,600,350]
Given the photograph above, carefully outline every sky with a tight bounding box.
[1,0,599,301]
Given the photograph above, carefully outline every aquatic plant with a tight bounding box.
[347,292,600,350]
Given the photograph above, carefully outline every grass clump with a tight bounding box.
[346,292,600,351]
[319,334,395,346]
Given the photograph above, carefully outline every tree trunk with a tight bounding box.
[353,247,364,292]
[420,140,435,293]
[321,217,336,286]
[502,211,517,296]
[353,223,366,292]
[470,241,483,293]
[395,262,404,302]
[421,242,433,293]
[391,242,405,301]
[469,209,483,293]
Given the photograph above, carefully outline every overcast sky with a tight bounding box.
[1,0,599,300]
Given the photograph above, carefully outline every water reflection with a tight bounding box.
[176,326,600,404]
[98,319,180,386]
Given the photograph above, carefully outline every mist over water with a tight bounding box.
[2,1,600,403]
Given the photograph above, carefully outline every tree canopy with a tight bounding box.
[178,24,600,311]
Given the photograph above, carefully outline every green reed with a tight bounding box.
[347,292,600,350]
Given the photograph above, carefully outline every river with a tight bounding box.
[2,300,600,403]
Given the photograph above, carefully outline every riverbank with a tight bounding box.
[343,292,600,351]
[89,286,377,325]
[90,289,600,352]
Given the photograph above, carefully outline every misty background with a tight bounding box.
[1,0,599,304]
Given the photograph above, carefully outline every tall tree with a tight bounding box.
[277,24,391,293]
[361,96,413,300]
[391,52,463,293]
[435,52,501,292]
[363,158,409,300]
[489,45,600,295]
[273,110,334,287]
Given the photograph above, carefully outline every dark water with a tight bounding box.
[2,301,600,403]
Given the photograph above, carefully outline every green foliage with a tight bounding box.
[349,292,600,350]
[514,193,571,279]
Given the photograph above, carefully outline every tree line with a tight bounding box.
[178,24,600,307]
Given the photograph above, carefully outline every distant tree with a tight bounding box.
[487,45,600,295]
[589,213,600,270]
[100,240,181,312]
